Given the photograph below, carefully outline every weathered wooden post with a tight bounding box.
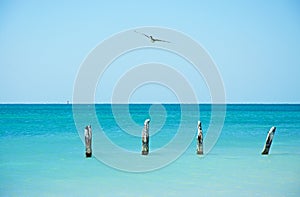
[262,126,276,155]
[84,125,92,157]
[141,119,150,155]
[196,121,203,155]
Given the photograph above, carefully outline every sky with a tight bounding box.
[0,0,300,103]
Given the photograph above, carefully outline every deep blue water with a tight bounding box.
[0,104,300,196]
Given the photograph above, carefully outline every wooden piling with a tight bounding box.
[84,125,92,157]
[141,119,150,155]
[262,126,276,155]
[197,121,203,155]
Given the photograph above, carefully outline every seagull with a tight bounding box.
[134,30,171,43]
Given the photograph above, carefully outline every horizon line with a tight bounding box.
[0,102,299,105]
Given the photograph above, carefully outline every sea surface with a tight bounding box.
[0,104,299,196]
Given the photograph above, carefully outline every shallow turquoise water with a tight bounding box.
[0,104,299,196]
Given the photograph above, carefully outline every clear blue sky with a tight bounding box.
[1,0,299,103]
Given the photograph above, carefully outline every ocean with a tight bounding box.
[0,104,299,196]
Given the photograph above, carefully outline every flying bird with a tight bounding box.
[134,30,171,43]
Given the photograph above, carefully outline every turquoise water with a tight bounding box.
[0,104,300,196]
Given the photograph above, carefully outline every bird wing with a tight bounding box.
[153,38,171,43]
[134,30,151,39]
